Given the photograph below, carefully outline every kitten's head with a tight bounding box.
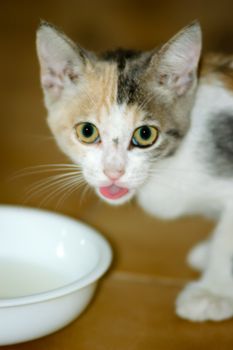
[36,21,202,204]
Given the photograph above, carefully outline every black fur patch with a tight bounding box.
[117,70,139,104]
[102,49,141,70]
[102,49,148,104]
[210,112,233,175]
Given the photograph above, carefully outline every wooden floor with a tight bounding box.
[1,1,233,349]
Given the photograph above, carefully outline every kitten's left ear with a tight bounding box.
[152,21,202,96]
[36,21,90,106]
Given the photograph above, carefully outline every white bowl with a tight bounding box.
[0,205,112,346]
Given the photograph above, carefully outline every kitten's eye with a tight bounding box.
[131,125,158,148]
[75,122,100,144]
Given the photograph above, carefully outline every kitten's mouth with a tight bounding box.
[99,185,129,200]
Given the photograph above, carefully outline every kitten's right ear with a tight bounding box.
[36,22,88,106]
[149,21,202,96]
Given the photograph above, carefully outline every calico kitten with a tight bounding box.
[36,21,233,322]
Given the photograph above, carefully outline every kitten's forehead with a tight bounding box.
[66,58,147,127]
[63,61,118,124]
[100,104,144,136]
[101,49,148,105]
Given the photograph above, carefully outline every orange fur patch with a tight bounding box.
[76,62,118,122]
[200,53,233,91]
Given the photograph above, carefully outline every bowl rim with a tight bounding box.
[0,205,112,308]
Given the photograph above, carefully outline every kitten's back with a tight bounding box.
[201,53,233,89]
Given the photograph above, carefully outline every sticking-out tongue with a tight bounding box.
[100,185,129,200]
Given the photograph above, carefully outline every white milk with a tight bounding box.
[0,258,71,298]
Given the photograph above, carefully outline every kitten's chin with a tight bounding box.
[96,185,135,205]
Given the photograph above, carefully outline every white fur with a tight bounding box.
[137,82,233,321]
[187,240,210,271]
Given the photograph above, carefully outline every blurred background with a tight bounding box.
[1,0,233,278]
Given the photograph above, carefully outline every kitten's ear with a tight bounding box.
[36,22,88,105]
[152,21,202,96]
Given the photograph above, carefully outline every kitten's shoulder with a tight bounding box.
[200,53,233,90]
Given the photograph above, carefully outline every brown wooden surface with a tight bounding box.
[1,1,233,349]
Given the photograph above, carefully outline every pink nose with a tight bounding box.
[103,168,125,181]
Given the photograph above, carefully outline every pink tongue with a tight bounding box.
[100,185,129,199]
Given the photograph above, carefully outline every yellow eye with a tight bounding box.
[75,122,100,144]
[131,125,158,148]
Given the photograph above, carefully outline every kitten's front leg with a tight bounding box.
[176,204,233,321]
[187,239,210,271]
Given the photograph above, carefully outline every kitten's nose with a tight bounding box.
[103,168,125,181]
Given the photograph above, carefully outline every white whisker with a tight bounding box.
[80,183,91,204]
[41,177,84,208]
[11,163,81,180]
[24,174,82,203]
[56,178,86,209]
[25,172,81,195]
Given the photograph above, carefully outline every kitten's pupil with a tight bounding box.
[82,123,94,138]
[140,126,151,140]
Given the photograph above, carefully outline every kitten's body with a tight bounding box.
[36,22,233,322]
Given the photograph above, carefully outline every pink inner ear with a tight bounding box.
[161,50,200,95]
[174,70,194,96]
[41,64,78,100]
[174,54,199,95]
[158,29,201,95]
[41,65,64,100]
[42,73,63,92]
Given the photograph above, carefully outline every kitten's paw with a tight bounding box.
[176,283,233,321]
[187,240,210,271]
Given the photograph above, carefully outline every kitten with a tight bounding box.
[36,21,233,322]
